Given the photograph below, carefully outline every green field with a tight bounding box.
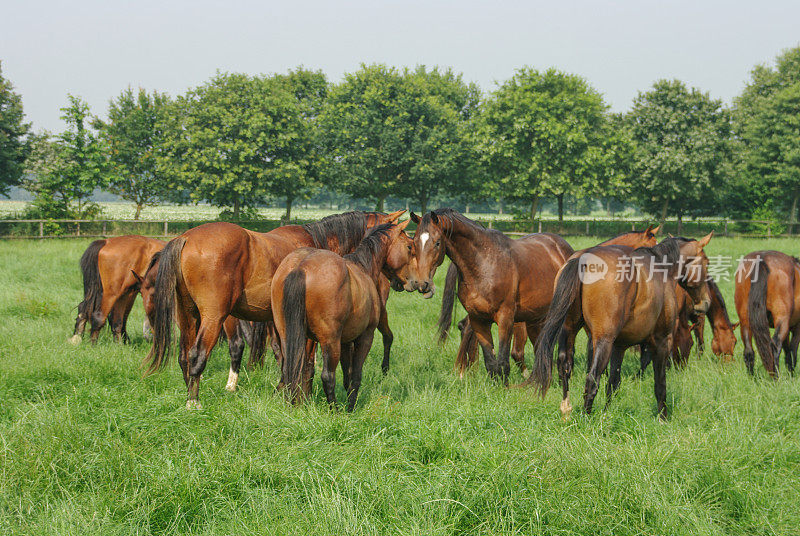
[1,236,799,535]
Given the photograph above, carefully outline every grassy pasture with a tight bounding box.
[1,236,799,535]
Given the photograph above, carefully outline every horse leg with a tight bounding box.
[302,340,317,397]
[377,305,393,375]
[111,290,136,344]
[514,322,534,379]
[584,337,613,414]
[224,317,245,392]
[341,342,354,392]
[767,317,790,379]
[186,317,224,409]
[605,344,626,409]
[346,330,376,412]
[320,340,342,409]
[787,324,800,375]
[469,319,497,379]
[89,291,120,344]
[651,334,672,420]
[494,312,515,385]
[268,321,282,364]
[454,319,479,377]
[694,315,706,356]
[639,345,652,377]
[740,322,755,375]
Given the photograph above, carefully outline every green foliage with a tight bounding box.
[0,62,31,197]
[98,88,172,219]
[320,64,478,212]
[734,46,800,226]
[477,68,611,220]
[23,96,108,218]
[625,79,731,221]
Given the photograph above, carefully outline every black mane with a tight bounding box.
[145,251,162,274]
[303,211,369,254]
[634,236,692,265]
[344,222,394,274]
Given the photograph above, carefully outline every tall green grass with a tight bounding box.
[1,237,799,535]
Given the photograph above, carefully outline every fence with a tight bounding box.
[0,217,788,239]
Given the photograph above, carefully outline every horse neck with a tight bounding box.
[602,232,643,248]
[442,220,492,281]
[707,288,733,330]
[348,240,391,285]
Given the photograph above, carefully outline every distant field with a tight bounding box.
[1,236,799,535]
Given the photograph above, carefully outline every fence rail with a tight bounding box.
[0,217,788,239]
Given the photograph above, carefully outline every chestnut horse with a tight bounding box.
[440,226,662,378]
[71,235,164,344]
[734,251,800,377]
[411,209,573,384]
[696,279,737,359]
[137,252,264,392]
[532,235,713,419]
[145,210,404,408]
[272,221,417,410]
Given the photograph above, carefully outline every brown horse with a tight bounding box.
[441,226,662,378]
[532,234,713,419]
[672,278,737,365]
[272,220,417,410]
[145,210,405,408]
[71,235,164,344]
[734,251,800,377]
[137,252,263,391]
[411,209,573,384]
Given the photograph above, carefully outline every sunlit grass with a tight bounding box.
[0,236,798,535]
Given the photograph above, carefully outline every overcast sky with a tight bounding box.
[2,0,798,132]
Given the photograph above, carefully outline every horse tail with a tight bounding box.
[454,319,479,375]
[76,239,105,331]
[748,257,774,368]
[143,236,186,374]
[532,257,582,396]
[281,270,308,402]
[247,321,270,368]
[436,262,459,345]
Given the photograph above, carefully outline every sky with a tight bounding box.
[2,0,799,132]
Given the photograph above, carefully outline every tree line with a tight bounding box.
[1,46,799,227]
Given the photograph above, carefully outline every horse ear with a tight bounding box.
[643,224,654,234]
[696,231,713,250]
[386,209,406,222]
[430,212,440,225]
[397,218,410,231]
[652,224,662,235]
[410,212,421,224]
[131,270,143,286]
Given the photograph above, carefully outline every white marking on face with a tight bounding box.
[420,232,430,250]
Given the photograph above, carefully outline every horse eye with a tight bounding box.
[407,245,412,251]
[435,241,440,247]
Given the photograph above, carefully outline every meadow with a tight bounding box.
[1,235,799,535]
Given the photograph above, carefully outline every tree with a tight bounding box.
[266,67,327,221]
[319,64,477,213]
[0,62,31,197]
[476,68,608,222]
[734,47,800,231]
[625,79,730,223]
[159,71,319,219]
[97,88,172,219]
[24,96,107,218]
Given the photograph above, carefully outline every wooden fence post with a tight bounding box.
[585,221,589,235]
[102,221,107,236]
[724,220,728,237]
[39,221,44,238]
[164,221,168,236]
[538,220,542,233]
[76,222,80,237]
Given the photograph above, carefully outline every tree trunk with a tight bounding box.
[419,193,428,215]
[660,198,669,223]
[134,203,143,220]
[375,196,385,212]
[529,195,539,221]
[557,194,564,224]
[465,203,470,214]
[233,197,241,220]
[285,196,293,222]
[677,212,683,235]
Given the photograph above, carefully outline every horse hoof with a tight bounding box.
[186,400,202,410]
[560,398,573,421]
[225,369,238,392]
[69,335,82,345]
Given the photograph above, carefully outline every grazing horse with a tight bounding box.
[699,279,737,359]
[440,226,662,378]
[272,221,417,410]
[734,251,800,377]
[532,234,713,419]
[71,235,164,344]
[145,210,404,408]
[411,209,573,384]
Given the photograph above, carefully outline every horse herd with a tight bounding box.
[69,209,800,418]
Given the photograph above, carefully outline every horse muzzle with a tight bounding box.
[419,280,435,299]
